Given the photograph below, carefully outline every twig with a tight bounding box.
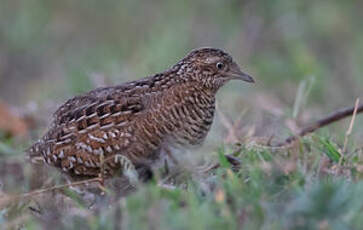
[276,101,363,146]
[204,101,363,173]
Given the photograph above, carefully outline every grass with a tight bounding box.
[1,1,363,229]
[1,133,363,230]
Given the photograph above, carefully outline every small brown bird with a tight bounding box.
[27,47,254,179]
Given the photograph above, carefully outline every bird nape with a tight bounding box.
[27,47,255,180]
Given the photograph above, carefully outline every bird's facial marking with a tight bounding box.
[196,56,235,84]
[181,47,254,88]
[185,48,233,75]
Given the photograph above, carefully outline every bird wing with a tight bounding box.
[53,86,118,125]
[29,87,146,177]
[52,82,151,126]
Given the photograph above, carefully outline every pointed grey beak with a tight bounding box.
[228,70,255,83]
[227,63,255,83]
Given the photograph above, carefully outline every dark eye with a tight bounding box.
[216,62,224,70]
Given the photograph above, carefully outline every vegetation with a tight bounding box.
[0,0,362,229]
[1,133,363,229]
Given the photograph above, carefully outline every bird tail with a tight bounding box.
[25,140,45,164]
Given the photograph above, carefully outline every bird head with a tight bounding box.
[179,47,254,91]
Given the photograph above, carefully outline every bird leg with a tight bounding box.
[163,146,179,165]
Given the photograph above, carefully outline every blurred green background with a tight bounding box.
[1,1,363,229]
[0,0,362,142]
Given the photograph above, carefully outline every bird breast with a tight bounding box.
[148,84,216,148]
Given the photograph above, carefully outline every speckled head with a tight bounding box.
[180,47,255,90]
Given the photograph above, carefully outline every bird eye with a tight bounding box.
[216,62,224,70]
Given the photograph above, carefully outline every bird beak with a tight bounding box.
[227,63,255,83]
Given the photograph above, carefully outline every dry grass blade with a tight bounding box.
[293,77,315,119]
[342,98,360,155]
[216,102,248,143]
[216,102,238,143]
[0,178,102,209]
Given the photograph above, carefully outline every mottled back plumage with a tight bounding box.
[27,47,254,178]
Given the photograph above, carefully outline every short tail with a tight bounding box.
[25,140,45,164]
